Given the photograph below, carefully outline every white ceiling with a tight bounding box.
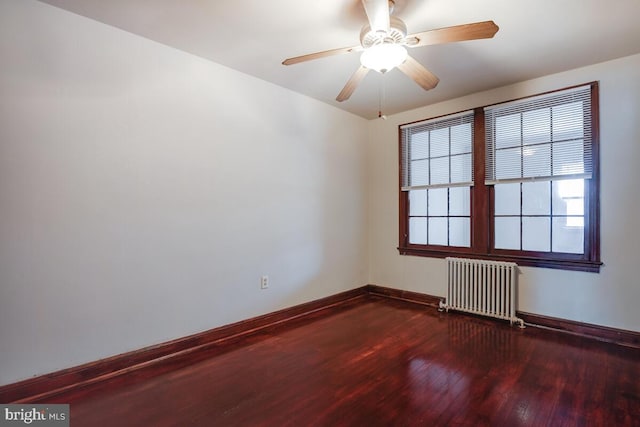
[38,0,640,120]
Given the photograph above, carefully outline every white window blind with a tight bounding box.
[400,111,474,191]
[484,85,592,185]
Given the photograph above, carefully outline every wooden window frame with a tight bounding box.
[398,82,601,272]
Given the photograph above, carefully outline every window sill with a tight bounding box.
[398,246,602,273]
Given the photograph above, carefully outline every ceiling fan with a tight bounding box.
[282,0,499,102]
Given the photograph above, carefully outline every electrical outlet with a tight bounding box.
[260,275,269,289]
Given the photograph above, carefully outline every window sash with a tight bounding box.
[484,85,592,185]
[400,111,474,191]
[492,180,586,254]
[408,186,472,248]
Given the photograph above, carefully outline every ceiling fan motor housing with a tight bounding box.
[360,16,407,48]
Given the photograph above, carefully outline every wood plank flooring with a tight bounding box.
[44,297,640,426]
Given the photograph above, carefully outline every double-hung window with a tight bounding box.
[401,111,474,248]
[399,83,600,272]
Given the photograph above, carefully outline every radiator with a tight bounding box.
[439,257,524,328]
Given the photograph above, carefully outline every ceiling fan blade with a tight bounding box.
[283,45,362,66]
[362,0,390,33]
[397,55,439,91]
[336,66,370,102]
[406,20,499,47]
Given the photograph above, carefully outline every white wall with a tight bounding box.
[368,53,640,333]
[0,0,369,386]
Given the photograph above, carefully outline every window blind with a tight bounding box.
[484,85,592,185]
[400,111,474,191]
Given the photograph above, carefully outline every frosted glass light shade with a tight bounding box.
[360,43,408,73]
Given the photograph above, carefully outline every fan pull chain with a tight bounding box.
[378,74,387,120]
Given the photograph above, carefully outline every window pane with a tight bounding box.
[410,159,429,187]
[410,132,429,159]
[428,218,448,245]
[409,189,427,216]
[495,217,520,250]
[553,101,584,141]
[449,218,470,247]
[494,183,520,216]
[522,181,550,215]
[553,140,585,176]
[409,217,427,244]
[430,128,449,157]
[523,143,551,178]
[552,217,584,253]
[495,113,521,149]
[552,180,584,215]
[449,186,470,216]
[523,108,551,145]
[430,156,449,185]
[451,123,472,155]
[428,188,448,216]
[450,154,472,183]
[565,212,585,228]
[522,217,550,252]
[496,147,522,180]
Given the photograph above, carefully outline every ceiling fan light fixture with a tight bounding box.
[360,43,407,73]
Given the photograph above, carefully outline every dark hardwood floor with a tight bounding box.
[43,297,640,426]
